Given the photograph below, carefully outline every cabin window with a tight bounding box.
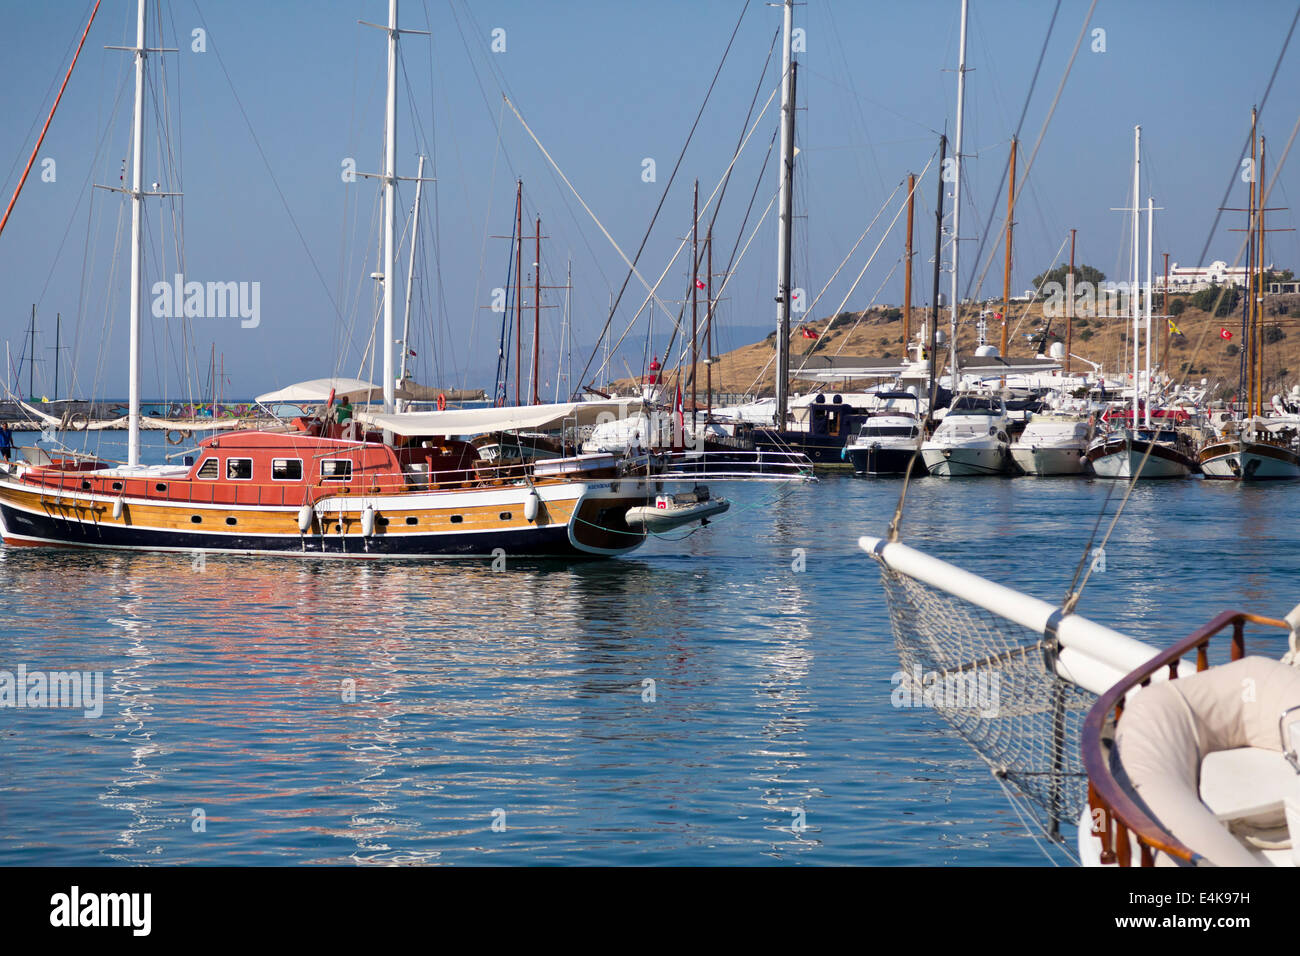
[405,516,418,526]
[155,482,168,493]
[225,517,237,526]
[499,512,512,521]
[196,459,219,480]
[190,515,203,524]
[321,459,353,482]
[450,515,464,524]
[226,458,253,480]
[81,480,91,490]
[111,481,124,491]
[272,458,303,481]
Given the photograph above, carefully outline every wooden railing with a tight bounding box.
[17,453,636,510]
[1081,610,1291,866]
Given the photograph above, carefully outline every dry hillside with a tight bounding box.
[618,294,1300,403]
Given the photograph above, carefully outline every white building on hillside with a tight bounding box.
[1155,260,1270,293]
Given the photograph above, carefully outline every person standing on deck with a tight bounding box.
[335,396,353,425]
[0,424,13,463]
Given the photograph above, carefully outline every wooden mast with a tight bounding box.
[0,1,101,242]
[904,172,915,350]
[1000,138,1016,363]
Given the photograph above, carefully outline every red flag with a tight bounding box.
[1220,328,1233,340]
[801,326,819,339]
[695,279,705,289]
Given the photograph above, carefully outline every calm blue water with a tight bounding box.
[1,430,1296,865]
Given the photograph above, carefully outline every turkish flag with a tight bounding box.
[801,327,819,339]
[1220,328,1233,340]
[695,279,705,289]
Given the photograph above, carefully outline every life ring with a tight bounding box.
[165,429,186,445]
[437,393,447,411]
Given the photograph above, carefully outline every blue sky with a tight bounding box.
[2,0,1299,400]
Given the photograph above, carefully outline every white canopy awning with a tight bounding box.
[357,399,646,438]
[255,377,415,405]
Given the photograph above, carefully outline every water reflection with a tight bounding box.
[5,474,1296,865]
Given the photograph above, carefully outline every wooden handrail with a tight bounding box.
[1081,609,1292,866]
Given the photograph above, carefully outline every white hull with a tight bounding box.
[1089,446,1191,480]
[1010,445,1087,476]
[921,444,1012,477]
[1200,446,1300,481]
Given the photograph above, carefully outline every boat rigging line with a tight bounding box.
[964,0,1097,305]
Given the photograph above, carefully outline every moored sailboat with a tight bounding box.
[0,0,722,560]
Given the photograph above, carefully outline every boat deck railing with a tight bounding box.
[1081,610,1292,866]
[632,449,815,481]
[13,456,605,509]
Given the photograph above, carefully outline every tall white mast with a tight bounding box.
[126,0,146,466]
[773,0,795,427]
[557,258,572,403]
[949,0,969,387]
[397,152,426,413]
[1131,125,1140,426]
[1145,195,1154,428]
[382,0,399,415]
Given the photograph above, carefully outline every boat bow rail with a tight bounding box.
[1081,609,1300,867]
[861,534,1160,835]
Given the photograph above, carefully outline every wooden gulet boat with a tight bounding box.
[0,0,720,560]
[0,407,686,558]
[1199,121,1300,481]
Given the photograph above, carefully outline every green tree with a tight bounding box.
[1169,297,1186,316]
[1032,263,1106,289]
[1190,283,1240,316]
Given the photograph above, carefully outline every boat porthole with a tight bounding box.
[376,516,389,527]
[405,516,418,526]
[190,515,202,524]
[155,482,168,493]
[112,482,123,491]
[499,512,512,520]
[81,480,91,490]
[225,517,237,526]
[450,515,464,524]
